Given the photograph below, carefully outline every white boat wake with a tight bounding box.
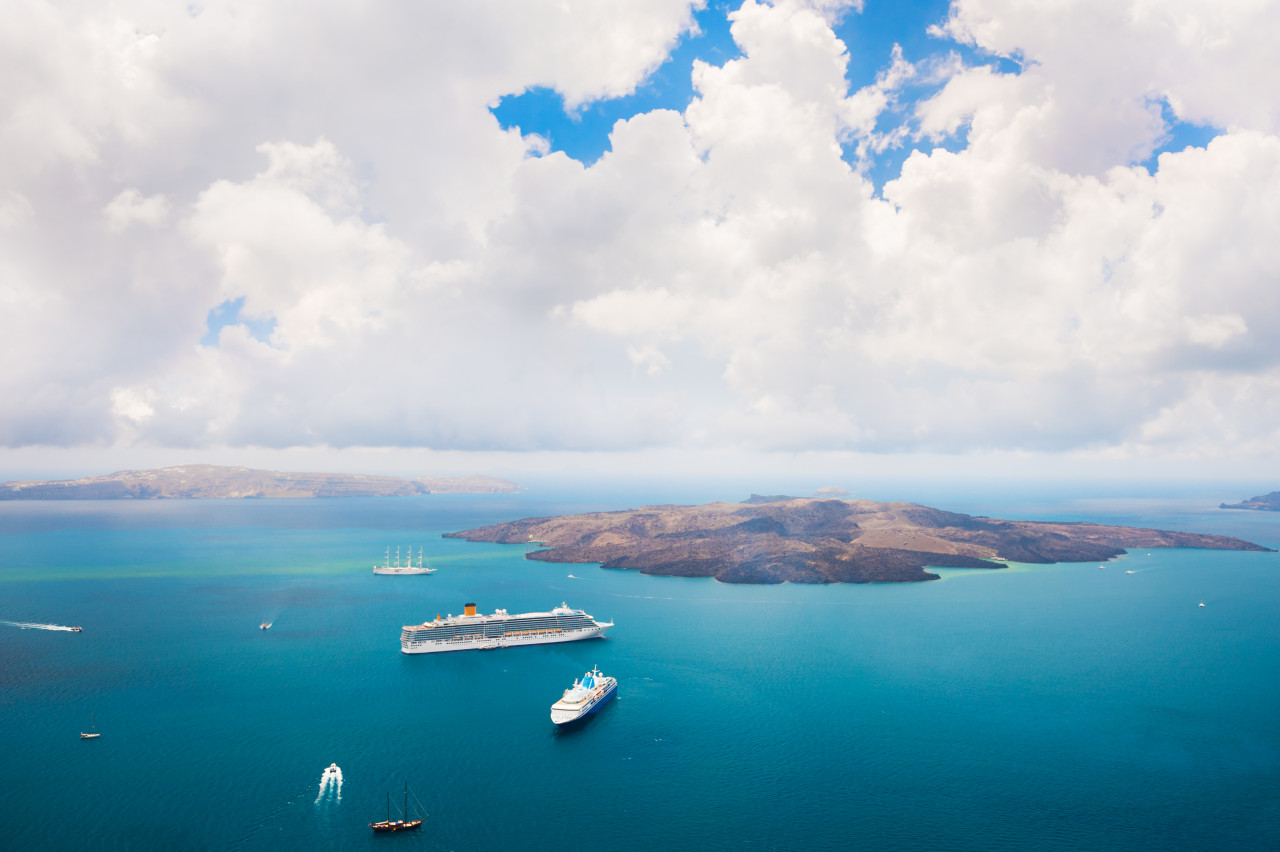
[1,620,80,632]
[314,763,343,804]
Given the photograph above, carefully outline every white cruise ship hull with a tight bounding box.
[373,567,435,575]
[551,677,617,725]
[402,623,609,654]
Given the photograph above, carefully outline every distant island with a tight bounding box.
[0,464,521,500]
[1220,491,1280,511]
[446,495,1272,584]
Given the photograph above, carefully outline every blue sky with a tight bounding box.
[492,1,1220,193]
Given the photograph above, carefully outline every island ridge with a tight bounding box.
[446,495,1272,584]
[0,464,521,499]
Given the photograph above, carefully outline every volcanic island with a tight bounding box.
[446,495,1273,584]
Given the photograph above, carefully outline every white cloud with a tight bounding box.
[110,387,154,423]
[103,188,170,231]
[0,191,34,230]
[4,0,1280,467]
[1185,314,1248,348]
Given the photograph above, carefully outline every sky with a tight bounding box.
[3,0,1280,486]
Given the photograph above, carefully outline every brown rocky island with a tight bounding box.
[446,495,1273,584]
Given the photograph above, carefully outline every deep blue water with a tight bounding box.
[1,492,1278,850]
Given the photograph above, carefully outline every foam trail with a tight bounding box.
[1,620,79,632]
[314,771,330,804]
[314,764,342,805]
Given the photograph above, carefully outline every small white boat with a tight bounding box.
[1198,602,1206,607]
[80,713,100,740]
[323,762,339,777]
[1124,570,1135,575]
[260,622,271,630]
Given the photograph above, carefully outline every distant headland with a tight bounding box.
[1220,491,1280,511]
[0,464,522,500]
[446,495,1272,584]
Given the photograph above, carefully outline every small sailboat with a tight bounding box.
[80,713,100,740]
[370,782,425,832]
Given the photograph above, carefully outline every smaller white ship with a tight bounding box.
[1199,601,1206,607]
[373,546,436,576]
[551,666,617,726]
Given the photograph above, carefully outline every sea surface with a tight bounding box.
[1,489,1278,850]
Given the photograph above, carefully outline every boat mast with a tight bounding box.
[404,782,409,822]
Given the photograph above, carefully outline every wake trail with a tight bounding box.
[314,765,343,805]
[1,620,79,632]
[231,780,315,849]
[314,771,330,804]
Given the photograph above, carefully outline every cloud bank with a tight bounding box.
[3,0,1279,463]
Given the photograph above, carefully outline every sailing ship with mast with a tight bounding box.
[372,546,436,576]
[369,782,425,832]
[80,714,100,739]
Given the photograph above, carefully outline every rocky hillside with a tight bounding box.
[446,497,1271,584]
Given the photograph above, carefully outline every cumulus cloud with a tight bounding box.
[3,0,1280,463]
[103,189,170,232]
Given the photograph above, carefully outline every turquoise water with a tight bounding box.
[1,493,1278,850]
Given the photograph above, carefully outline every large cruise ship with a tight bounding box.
[400,603,613,654]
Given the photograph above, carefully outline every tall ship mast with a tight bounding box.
[373,545,436,576]
[370,782,424,832]
[400,602,613,654]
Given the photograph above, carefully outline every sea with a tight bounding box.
[1,485,1278,851]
